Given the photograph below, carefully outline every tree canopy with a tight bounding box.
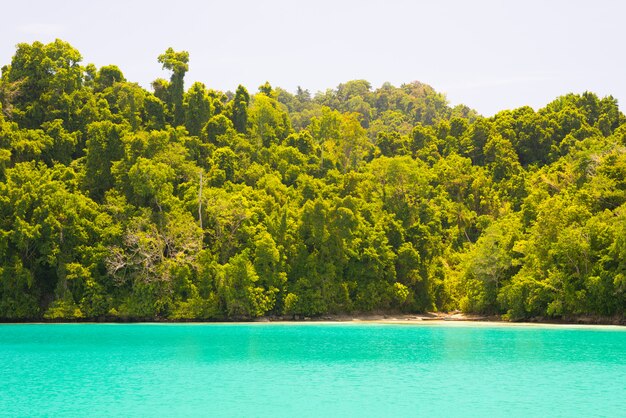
[0,40,625,321]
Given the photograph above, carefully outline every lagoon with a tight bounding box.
[1,323,625,417]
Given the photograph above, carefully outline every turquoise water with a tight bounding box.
[1,323,625,417]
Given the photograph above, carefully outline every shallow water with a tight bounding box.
[1,323,625,417]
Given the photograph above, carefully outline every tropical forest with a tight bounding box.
[1,40,625,322]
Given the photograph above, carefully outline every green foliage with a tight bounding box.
[231,85,250,134]
[184,82,212,137]
[96,65,125,91]
[0,40,625,321]
[202,114,235,146]
[156,47,189,126]
[249,94,291,148]
[84,121,126,200]
[1,40,83,128]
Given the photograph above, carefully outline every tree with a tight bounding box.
[248,94,291,148]
[96,65,125,90]
[84,121,126,200]
[202,114,236,146]
[218,250,274,318]
[184,82,212,136]
[157,48,189,126]
[231,85,250,133]
[456,215,522,313]
[1,40,83,128]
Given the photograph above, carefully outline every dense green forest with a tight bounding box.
[0,40,625,321]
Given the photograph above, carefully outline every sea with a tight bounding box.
[1,322,624,417]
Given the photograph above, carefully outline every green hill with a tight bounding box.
[1,40,625,321]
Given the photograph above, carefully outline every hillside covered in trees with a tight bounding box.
[0,40,625,321]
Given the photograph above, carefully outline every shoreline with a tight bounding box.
[259,312,626,327]
[2,312,624,327]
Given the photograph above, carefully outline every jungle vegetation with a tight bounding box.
[1,40,625,321]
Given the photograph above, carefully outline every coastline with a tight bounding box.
[2,311,624,327]
[257,312,626,328]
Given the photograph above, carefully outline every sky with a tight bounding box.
[1,0,623,116]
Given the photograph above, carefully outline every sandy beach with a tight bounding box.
[4,311,623,327]
[253,311,626,327]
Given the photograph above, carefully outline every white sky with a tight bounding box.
[1,0,623,116]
